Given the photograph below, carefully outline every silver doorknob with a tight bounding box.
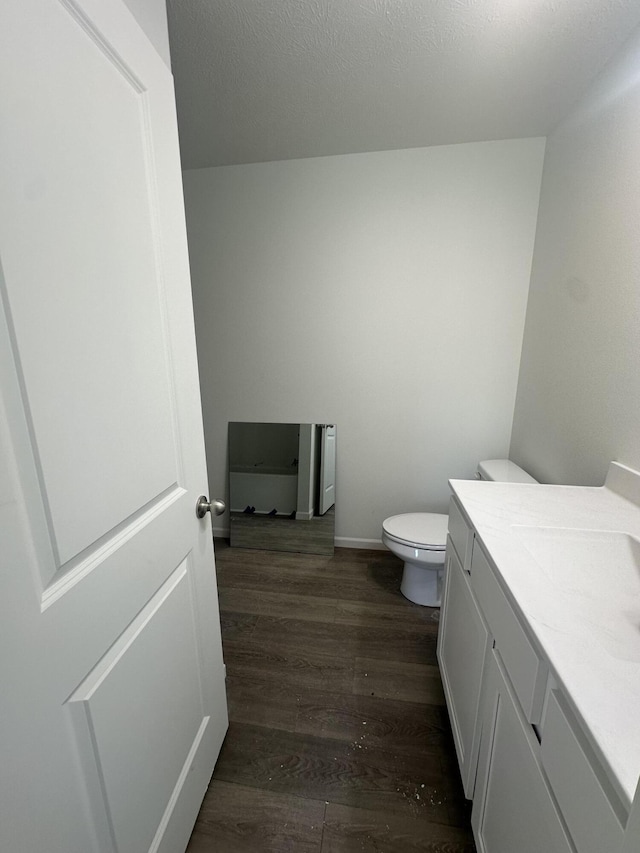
[196,496,226,518]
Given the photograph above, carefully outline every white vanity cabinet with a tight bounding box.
[472,649,574,853]
[437,524,490,797]
[439,493,628,853]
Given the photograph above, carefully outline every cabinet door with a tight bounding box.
[472,650,574,853]
[437,540,490,797]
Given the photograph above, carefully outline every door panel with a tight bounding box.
[0,2,227,851]
[68,561,205,853]
[2,0,178,570]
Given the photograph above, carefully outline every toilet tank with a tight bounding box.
[476,459,538,484]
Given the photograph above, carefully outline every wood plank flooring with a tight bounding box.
[187,542,476,853]
[230,507,335,555]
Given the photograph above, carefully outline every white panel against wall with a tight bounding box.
[183,139,545,543]
[67,560,205,853]
[1,0,178,573]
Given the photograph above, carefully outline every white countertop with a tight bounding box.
[450,462,640,810]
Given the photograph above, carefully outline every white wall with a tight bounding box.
[510,25,640,487]
[122,0,171,68]
[183,140,545,545]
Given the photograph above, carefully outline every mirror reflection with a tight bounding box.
[228,422,336,555]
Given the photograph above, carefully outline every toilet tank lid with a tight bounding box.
[477,459,538,484]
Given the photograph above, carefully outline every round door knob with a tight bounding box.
[196,496,226,518]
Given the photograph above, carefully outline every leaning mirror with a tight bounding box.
[228,422,336,555]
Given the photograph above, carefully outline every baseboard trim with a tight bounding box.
[335,537,386,551]
[212,524,229,539]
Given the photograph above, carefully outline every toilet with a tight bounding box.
[382,459,537,607]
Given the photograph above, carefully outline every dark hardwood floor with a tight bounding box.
[230,507,335,555]
[186,542,476,853]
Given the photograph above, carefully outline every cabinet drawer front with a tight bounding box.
[471,543,546,723]
[541,690,625,853]
[448,496,473,571]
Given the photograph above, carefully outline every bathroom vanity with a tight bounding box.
[437,462,640,853]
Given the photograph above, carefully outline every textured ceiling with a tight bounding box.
[167,0,640,169]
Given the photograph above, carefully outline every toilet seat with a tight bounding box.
[382,512,448,551]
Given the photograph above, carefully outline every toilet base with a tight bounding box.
[400,562,442,607]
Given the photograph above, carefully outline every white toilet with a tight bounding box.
[382,459,537,607]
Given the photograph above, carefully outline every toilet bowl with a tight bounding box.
[383,459,537,606]
[382,512,448,606]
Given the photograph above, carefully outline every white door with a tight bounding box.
[318,424,336,515]
[0,3,228,852]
